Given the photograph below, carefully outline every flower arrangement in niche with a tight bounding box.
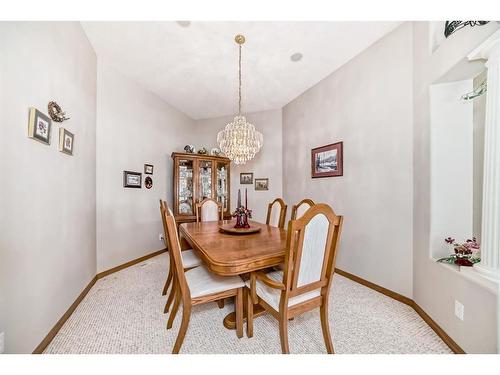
[437,237,481,267]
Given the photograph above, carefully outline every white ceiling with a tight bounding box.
[82,21,401,120]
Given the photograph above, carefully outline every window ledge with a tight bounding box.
[432,257,499,295]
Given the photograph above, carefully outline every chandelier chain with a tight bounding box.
[238,44,242,115]
[217,34,263,165]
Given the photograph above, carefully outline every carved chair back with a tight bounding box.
[290,198,315,220]
[266,198,288,229]
[196,197,222,222]
[281,203,343,307]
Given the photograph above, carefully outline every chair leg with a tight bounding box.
[164,277,176,314]
[320,301,334,354]
[172,302,191,354]
[279,315,290,354]
[217,299,225,309]
[162,268,172,296]
[246,289,253,338]
[235,289,243,339]
[167,288,181,329]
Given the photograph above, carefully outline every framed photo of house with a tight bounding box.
[240,172,253,184]
[28,107,52,145]
[58,128,74,155]
[123,171,142,188]
[144,164,154,174]
[311,141,343,178]
[255,178,269,191]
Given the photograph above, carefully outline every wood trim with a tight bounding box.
[335,267,465,354]
[96,248,167,279]
[335,268,413,306]
[411,302,465,354]
[33,275,97,354]
[33,248,167,354]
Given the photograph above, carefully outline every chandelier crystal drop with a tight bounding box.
[217,34,263,165]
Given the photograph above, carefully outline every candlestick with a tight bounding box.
[245,188,248,209]
[238,189,241,208]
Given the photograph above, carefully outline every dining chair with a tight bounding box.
[246,203,343,354]
[196,197,223,222]
[266,198,288,229]
[162,209,245,353]
[159,200,202,314]
[195,197,226,308]
[290,198,315,220]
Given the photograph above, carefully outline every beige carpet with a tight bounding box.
[44,253,452,354]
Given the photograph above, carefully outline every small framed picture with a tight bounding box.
[28,107,52,145]
[240,172,253,184]
[255,178,269,191]
[311,141,343,178]
[59,128,74,155]
[144,164,154,175]
[123,171,142,188]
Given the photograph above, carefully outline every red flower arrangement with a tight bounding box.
[232,206,252,229]
[437,237,481,267]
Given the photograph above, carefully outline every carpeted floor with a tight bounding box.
[44,253,452,354]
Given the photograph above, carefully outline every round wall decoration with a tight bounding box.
[48,101,70,122]
[145,176,153,189]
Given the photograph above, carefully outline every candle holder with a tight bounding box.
[232,206,252,229]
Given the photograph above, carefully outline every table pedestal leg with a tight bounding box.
[223,305,266,330]
[223,287,267,330]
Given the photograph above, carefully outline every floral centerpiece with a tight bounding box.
[232,206,252,229]
[437,236,481,267]
[232,188,252,228]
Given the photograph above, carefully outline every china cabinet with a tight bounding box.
[171,152,231,224]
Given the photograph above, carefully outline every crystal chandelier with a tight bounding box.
[217,34,263,165]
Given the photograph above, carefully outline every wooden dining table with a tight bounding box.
[179,219,287,329]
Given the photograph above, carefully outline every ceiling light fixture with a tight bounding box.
[217,34,263,165]
[290,52,303,62]
[176,21,191,28]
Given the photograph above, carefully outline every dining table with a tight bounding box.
[179,219,287,329]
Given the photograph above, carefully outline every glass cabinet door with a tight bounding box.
[178,159,194,215]
[216,162,229,215]
[198,160,213,201]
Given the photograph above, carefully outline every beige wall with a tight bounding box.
[282,23,414,298]
[194,110,283,223]
[96,62,196,273]
[0,22,97,353]
[413,21,499,353]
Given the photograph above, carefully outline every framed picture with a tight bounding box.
[123,171,142,188]
[144,164,154,175]
[255,178,269,191]
[311,141,343,178]
[58,128,74,155]
[144,176,153,189]
[28,107,52,145]
[240,172,253,184]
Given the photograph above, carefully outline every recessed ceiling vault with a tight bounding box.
[82,21,401,120]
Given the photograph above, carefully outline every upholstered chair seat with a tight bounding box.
[186,266,245,298]
[245,270,320,311]
[181,249,203,269]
